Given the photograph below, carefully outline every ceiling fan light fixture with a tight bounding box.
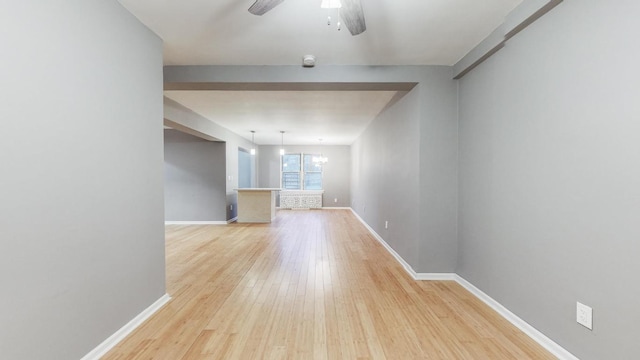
[249,0,365,36]
[321,0,342,9]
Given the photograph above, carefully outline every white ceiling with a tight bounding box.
[119,0,521,66]
[120,0,522,145]
[164,90,399,145]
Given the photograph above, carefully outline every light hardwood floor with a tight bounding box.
[103,209,556,359]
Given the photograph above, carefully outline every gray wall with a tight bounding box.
[238,149,252,188]
[457,0,640,358]
[0,1,165,359]
[258,145,351,207]
[164,130,227,221]
[419,69,459,273]
[164,99,257,220]
[349,68,459,273]
[351,90,421,267]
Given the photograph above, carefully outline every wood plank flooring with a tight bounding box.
[103,209,556,359]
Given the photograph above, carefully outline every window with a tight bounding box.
[281,153,323,190]
[282,154,301,189]
[303,154,322,190]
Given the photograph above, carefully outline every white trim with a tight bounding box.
[454,276,579,360]
[414,273,457,281]
[350,209,456,281]
[165,221,228,225]
[349,208,418,279]
[81,294,171,360]
[349,207,577,360]
[322,207,351,210]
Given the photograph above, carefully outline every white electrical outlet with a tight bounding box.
[230,204,233,211]
[576,302,593,330]
[385,221,388,229]
[334,198,338,203]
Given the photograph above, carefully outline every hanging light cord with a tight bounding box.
[280,131,285,155]
[250,130,256,155]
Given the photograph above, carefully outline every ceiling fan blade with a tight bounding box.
[248,0,285,16]
[340,0,366,35]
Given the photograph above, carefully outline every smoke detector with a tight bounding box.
[302,55,316,67]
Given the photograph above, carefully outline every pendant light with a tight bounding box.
[279,131,285,155]
[312,138,328,164]
[250,130,256,155]
[321,0,342,31]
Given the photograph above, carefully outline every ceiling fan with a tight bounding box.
[248,0,366,36]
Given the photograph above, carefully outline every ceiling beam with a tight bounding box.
[163,119,223,142]
[164,82,417,91]
[453,0,563,79]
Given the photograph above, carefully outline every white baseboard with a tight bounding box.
[165,221,228,225]
[414,273,457,280]
[349,208,577,360]
[81,294,171,360]
[454,276,579,360]
[277,208,325,210]
[349,208,419,278]
[275,207,348,211]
